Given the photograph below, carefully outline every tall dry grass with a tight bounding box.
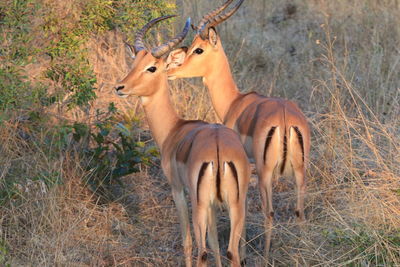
[1,0,399,266]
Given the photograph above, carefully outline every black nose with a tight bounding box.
[115,85,125,91]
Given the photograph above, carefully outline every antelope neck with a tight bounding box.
[202,49,240,121]
[140,79,180,149]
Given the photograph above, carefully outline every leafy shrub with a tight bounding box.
[1,0,173,206]
[45,62,97,108]
[0,66,46,111]
[112,0,176,42]
[0,0,40,64]
[72,104,158,199]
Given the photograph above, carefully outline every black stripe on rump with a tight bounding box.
[293,126,304,163]
[227,161,240,202]
[197,162,210,203]
[280,128,287,174]
[263,126,277,163]
[216,131,222,202]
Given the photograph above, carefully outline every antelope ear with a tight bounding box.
[125,42,136,59]
[208,27,218,47]
[166,47,187,70]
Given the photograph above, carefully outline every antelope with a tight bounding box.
[114,16,250,267]
[167,0,311,259]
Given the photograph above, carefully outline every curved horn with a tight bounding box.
[134,15,177,53]
[199,0,245,40]
[151,17,191,58]
[196,0,233,32]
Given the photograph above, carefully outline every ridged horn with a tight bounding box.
[134,15,176,53]
[152,17,191,58]
[196,0,233,32]
[199,0,245,40]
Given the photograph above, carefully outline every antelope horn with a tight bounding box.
[196,0,233,32]
[151,17,191,58]
[134,15,177,53]
[199,0,245,40]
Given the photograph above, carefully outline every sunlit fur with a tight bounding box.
[167,28,311,260]
[116,44,250,267]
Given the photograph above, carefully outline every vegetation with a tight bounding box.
[0,0,399,266]
[0,0,172,264]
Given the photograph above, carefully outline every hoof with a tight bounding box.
[295,210,306,223]
[227,251,233,261]
[201,252,207,262]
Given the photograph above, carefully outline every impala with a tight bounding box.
[115,16,250,267]
[167,0,311,259]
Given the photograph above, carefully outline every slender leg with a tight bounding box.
[207,206,222,267]
[227,203,246,267]
[239,198,247,265]
[259,169,274,263]
[293,167,306,222]
[289,126,307,223]
[172,189,193,267]
[193,205,208,267]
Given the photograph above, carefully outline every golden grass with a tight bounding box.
[1,0,399,266]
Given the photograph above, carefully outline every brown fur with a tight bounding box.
[167,28,310,262]
[116,41,250,267]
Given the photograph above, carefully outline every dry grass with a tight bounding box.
[1,0,400,266]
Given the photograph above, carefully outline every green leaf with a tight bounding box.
[136,141,145,148]
[115,122,131,137]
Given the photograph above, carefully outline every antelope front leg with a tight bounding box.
[172,189,193,267]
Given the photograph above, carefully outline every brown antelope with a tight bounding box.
[114,16,250,267]
[167,0,311,260]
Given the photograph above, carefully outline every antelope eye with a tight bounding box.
[147,66,157,73]
[194,48,204,54]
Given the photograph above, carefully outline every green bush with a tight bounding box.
[0,0,40,64]
[112,0,176,42]
[45,62,97,108]
[0,0,173,263]
[0,0,174,204]
[0,66,46,111]
[72,104,158,199]
[1,0,176,110]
